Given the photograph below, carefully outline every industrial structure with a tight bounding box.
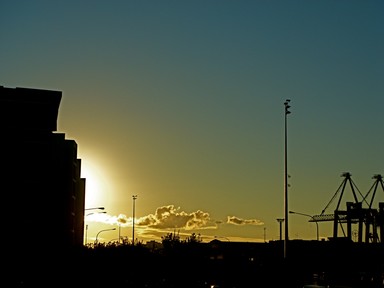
[312,172,383,243]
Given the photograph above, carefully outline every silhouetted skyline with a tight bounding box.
[1,1,383,243]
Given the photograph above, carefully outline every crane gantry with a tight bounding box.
[310,172,384,243]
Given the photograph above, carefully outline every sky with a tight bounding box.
[1,0,383,244]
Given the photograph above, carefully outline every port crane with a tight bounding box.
[311,172,383,243]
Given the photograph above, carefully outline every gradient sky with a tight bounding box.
[1,1,383,244]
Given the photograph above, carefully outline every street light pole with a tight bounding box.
[276,218,284,241]
[95,228,116,244]
[84,211,107,245]
[85,207,105,211]
[132,195,137,245]
[284,99,291,259]
[289,211,319,241]
[85,224,88,245]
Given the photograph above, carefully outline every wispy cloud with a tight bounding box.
[226,216,264,226]
[86,212,132,226]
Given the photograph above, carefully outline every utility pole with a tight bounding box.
[284,99,291,259]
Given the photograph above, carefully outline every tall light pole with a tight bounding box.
[284,99,291,259]
[289,211,319,241]
[132,195,137,245]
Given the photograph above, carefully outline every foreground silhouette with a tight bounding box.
[3,237,384,287]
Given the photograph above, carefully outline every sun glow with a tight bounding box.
[81,158,111,209]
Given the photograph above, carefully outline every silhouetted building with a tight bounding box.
[0,86,85,251]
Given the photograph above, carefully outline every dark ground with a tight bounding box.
[2,240,383,288]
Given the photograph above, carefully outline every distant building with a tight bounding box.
[0,86,85,251]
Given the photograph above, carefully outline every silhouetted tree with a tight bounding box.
[161,231,181,250]
[185,232,202,243]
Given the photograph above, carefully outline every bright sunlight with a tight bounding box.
[81,158,110,209]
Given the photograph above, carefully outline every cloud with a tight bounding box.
[86,212,132,226]
[86,205,264,233]
[226,216,264,226]
[87,205,217,230]
[137,205,216,230]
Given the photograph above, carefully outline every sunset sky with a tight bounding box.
[1,1,383,244]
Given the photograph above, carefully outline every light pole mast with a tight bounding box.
[284,99,291,259]
[132,195,137,245]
